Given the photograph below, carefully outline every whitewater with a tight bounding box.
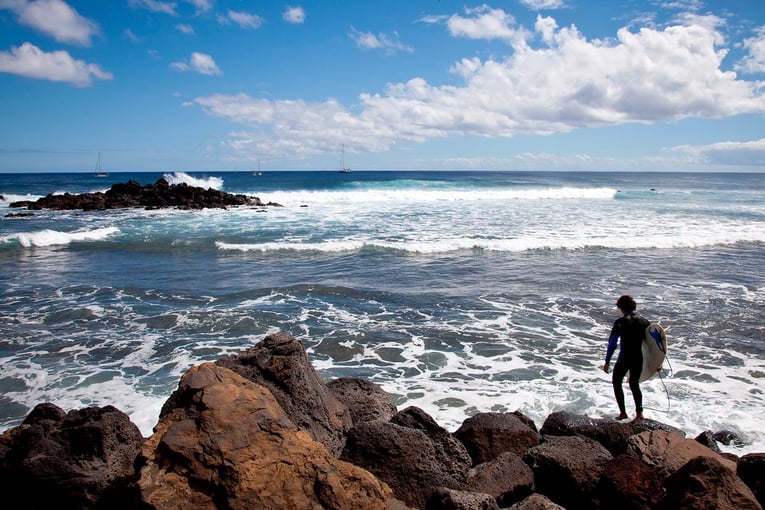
[1,170,764,454]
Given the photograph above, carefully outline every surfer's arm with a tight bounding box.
[604,328,620,366]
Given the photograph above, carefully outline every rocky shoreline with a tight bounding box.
[1,332,763,509]
[8,178,281,211]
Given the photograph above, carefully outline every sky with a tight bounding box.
[0,0,764,173]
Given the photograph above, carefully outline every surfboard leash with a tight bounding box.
[644,353,673,413]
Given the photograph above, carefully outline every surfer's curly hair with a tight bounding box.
[616,295,637,312]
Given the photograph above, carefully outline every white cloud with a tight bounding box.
[128,0,177,16]
[0,0,99,46]
[219,10,263,29]
[171,52,221,75]
[176,23,194,34]
[519,0,566,9]
[349,28,413,55]
[189,15,765,160]
[446,5,529,43]
[736,27,765,74]
[670,138,765,166]
[186,0,212,14]
[283,6,305,24]
[0,41,113,86]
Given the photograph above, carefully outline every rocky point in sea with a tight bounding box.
[1,332,763,510]
[8,177,281,211]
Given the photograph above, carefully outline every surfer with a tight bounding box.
[602,295,650,421]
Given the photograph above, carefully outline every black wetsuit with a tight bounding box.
[605,312,650,414]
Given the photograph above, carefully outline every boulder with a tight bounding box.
[523,435,613,509]
[136,363,404,510]
[424,487,499,510]
[468,451,534,507]
[341,418,470,509]
[626,429,737,479]
[659,455,762,510]
[392,406,473,473]
[739,453,765,508]
[539,411,682,456]
[454,412,540,465]
[327,377,398,424]
[695,430,722,453]
[506,493,566,510]
[0,403,143,510]
[216,332,352,456]
[597,453,663,510]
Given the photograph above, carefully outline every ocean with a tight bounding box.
[1,170,764,454]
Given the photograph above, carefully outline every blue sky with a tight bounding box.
[1,0,764,172]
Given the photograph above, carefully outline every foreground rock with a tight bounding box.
[137,362,404,510]
[216,331,352,457]
[9,178,277,211]
[0,403,143,510]
[2,331,764,510]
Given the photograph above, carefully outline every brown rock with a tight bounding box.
[392,406,473,473]
[455,412,541,465]
[341,418,470,509]
[506,493,566,509]
[626,429,737,479]
[137,362,403,510]
[468,451,534,507]
[598,453,663,510]
[739,453,765,508]
[327,376,398,424]
[424,487,499,510]
[0,403,143,510]
[659,455,762,510]
[216,331,352,456]
[523,435,613,509]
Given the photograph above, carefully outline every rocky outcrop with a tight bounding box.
[660,455,761,509]
[1,331,763,510]
[0,403,143,510]
[524,435,613,509]
[626,428,738,478]
[327,376,398,424]
[739,453,765,508]
[216,331,352,457]
[340,410,472,509]
[136,362,403,510]
[468,451,534,507]
[455,412,541,465]
[9,178,278,211]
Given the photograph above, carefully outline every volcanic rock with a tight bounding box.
[468,451,534,507]
[523,434,613,509]
[598,453,664,510]
[0,403,143,510]
[424,487,499,510]
[215,331,352,456]
[659,455,762,509]
[9,178,270,211]
[739,453,765,508]
[455,411,540,465]
[327,376,398,424]
[136,362,403,510]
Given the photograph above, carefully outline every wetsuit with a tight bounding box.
[605,312,650,415]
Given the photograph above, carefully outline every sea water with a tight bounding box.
[1,170,764,454]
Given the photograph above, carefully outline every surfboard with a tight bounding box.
[638,322,667,382]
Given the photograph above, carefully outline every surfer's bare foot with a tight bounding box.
[615,413,628,421]
[634,412,645,421]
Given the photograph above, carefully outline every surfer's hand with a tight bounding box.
[602,362,609,373]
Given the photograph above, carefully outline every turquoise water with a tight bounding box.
[1,170,764,453]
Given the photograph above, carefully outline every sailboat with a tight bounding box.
[339,144,351,173]
[252,160,263,176]
[94,152,109,177]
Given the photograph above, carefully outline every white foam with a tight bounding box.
[163,171,224,190]
[1,226,120,248]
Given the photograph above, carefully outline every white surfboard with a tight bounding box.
[638,322,667,382]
